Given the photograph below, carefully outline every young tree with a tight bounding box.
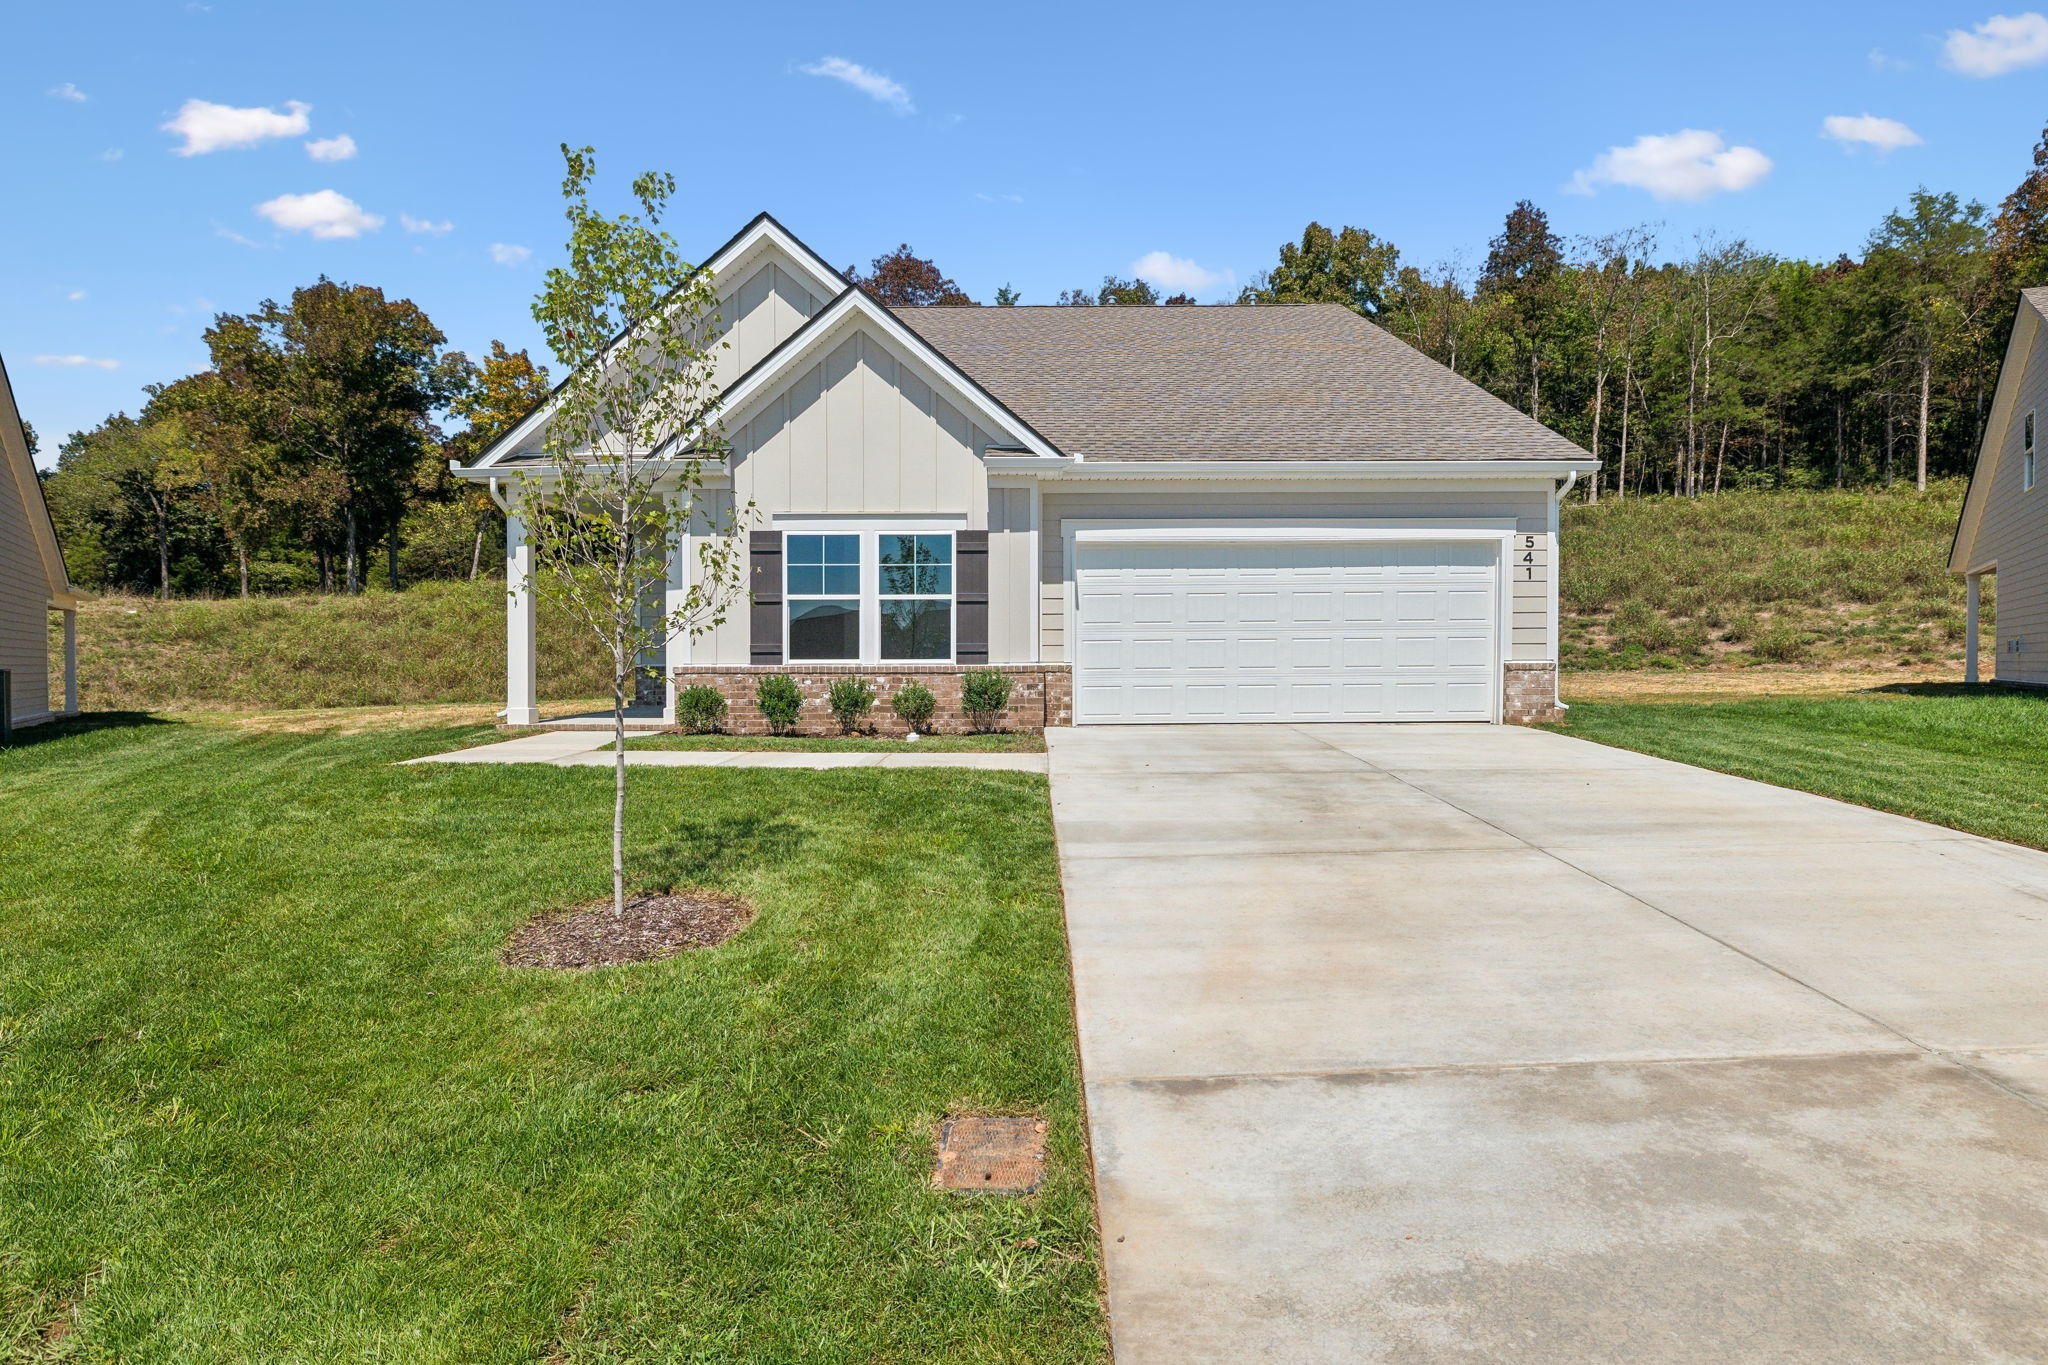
[1568,226,1655,501]
[994,283,1021,306]
[514,145,750,917]
[1992,120,2048,292]
[143,371,279,597]
[1478,201,1566,420]
[847,245,974,305]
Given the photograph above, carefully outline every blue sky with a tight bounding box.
[8,1,2048,465]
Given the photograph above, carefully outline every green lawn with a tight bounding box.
[0,718,1103,1361]
[1546,685,2048,850]
[622,732,1047,754]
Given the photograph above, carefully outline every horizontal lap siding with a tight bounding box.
[1975,324,2048,687]
[1037,484,1556,664]
[0,455,52,723]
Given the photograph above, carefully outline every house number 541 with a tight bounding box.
[1519,534,1539,581]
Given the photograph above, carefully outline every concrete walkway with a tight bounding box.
[408,729,1046,772]
[1048,723,2048,1362]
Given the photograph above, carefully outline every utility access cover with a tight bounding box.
[933,1116,1047,1194]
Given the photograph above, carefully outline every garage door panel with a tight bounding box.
[1074,539,1500,724]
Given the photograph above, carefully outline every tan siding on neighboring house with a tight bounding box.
[1034,483,1557,665]
[0,442,52,724]
[1971,327,2048,686]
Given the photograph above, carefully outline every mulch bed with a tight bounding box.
[501,890,754,969]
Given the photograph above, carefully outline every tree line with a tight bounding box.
[43,118,2048,597]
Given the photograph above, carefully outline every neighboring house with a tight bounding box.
[0,352,82,734]
[1953,286,2048,688]
[457,215,1595,729]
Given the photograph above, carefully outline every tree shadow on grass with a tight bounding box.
[1860,682,2046,701]
[1,711,173,750]
[640,813,811,889]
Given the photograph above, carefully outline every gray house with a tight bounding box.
[1954,286,2048,688]
[458,215,1595,729]
[0,352,80,733]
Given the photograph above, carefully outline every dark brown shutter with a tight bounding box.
[955,530,989,665]
[750,531,784,664]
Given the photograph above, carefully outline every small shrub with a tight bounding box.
[1750,624,1810,662]
[827,677,876,734]
[674,685,728,734]
[1721,613,1758,645]
[960,668,1013,731]
[891,682,937,734]
[1607,600,1681,654]
[755,674,802,735]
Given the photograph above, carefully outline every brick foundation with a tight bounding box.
[670,664,1073,736]
[1503,661,1561,724]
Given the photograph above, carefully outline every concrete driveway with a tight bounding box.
[1048,723,2048,1363]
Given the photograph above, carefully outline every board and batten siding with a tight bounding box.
[0,447,53,724]
[1968,319,2048,687]
[688,329,1007,665]
[710,261,824,392]
[1035,484,1557,665]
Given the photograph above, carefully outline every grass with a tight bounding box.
[625,732,1047,754]
[1561,480,1977,671]
[53,579,611,711]
[0,717,1103,1360]
[1545,685,2048,850]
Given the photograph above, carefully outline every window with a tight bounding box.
[787,533,860,660]
[879,534,953,660]
[785,528,957,662]
[2027,410,2038,492]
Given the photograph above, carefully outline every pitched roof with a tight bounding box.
[0,351,79,608]
[891,303,1591,463]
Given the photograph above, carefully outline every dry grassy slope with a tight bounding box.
[53,578,612,711]
[1560,480,1973,670]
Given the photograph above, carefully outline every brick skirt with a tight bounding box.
[671,664,1073,735]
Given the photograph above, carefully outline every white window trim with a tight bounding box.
[2025,409,2037,492]
[776,516,968,664]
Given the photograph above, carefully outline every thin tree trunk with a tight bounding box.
[470,526,485,580]
[1589,365,1606,504]
[345,505,360,594]
[1712,421,1729,494]
[238,543,250,599]
[154,496,171,601]
[388,510,401,592]
[612,518,634,918]
[1617,365,1632,501]
[1917,351,1932,492]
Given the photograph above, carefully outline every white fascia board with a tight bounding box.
[1037,458,1596,481]
[1952,298,2041,573]
[703,290,1062,460]
[469,215,851,472]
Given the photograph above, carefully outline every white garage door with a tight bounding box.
[1072,539,1499,724]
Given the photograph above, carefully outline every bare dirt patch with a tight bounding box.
[1562,665,1959,704]
[502,891,754,969]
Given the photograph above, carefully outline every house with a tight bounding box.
[1953,286,2048,688]
[0,352,81,735]
[456,215,1596,730]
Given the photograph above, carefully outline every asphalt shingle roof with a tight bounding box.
[891,303,1590,463]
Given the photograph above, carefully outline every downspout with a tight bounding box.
[1549,471,1578,714]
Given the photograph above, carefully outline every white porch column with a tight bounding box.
[661,495,690,723]
[505,508,539,724]
[1966,572,1982,685]
[62,609,78,714]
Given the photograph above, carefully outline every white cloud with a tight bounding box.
[1868,47,1910,71]
[1568,129,1772,202]
[48,82,87,102]
[214,222,270,248]
[401,213,453,235]
[488,242,532,266]
[798,57,913,113]
[1129,251,1232,296]
[99,147,124,162]
[1944,12,2048,76]
[1822,114,1923,154]
[254,189,381,239]
[65,289,86,302]
[305,134,357,162]
[34,354,118,370]
[162,98,311,155]
[975,191,1024,204]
